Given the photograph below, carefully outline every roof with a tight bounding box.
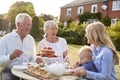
[61,0,106,8]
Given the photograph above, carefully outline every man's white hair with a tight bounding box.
[15,13,32,27]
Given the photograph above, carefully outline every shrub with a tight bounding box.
[57,28,64,37]
[78,12,91,24]
[75,24,87,45]
[102,16,111,26]
[78,12,102,24]
[66,18,73,27]
[58,22,87,45]
[107,21,120,51]
[64,37,76,44]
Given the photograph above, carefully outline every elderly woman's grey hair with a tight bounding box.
[15,13,32,28]
[43,20,58,38]
[43,20,58,31]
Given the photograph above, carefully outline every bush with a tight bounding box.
[66,18,73,27]
[57,28,64,37]
[78,12,102,24]
[58,22,87,45]
[107,21,120,51]
[78,12,91,24]
[102,16,111,26]
[64,37,76,44]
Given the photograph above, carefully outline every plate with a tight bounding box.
[22,50,33,57]
[59,75,78,80]
[41,57,58,64]
[13,65,28,70]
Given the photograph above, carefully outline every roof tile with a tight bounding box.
[61,0,106,8]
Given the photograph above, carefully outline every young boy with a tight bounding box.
[74,46,98,72]
[74,46,98,80]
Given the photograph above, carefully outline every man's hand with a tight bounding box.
[36,57,43,64]
[10,49,23,60]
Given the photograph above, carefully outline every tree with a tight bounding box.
[39,14,54,21]
[0,14,4,18]
[39,17,44,29]
[30,16,40,40]
[5,1,36,31]
[0,18,9,31]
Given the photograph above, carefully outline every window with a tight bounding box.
[111,19,117,24]
[91,4,98,13]
[63,21,67,27]
[87,19,99,23]
[112,1,120,11]
[78,6,84,14]
[67,8,72,16]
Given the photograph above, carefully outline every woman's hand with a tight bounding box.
[73,67,87,77]
[64,56,69,63]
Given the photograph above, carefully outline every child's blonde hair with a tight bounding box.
[78,46,92,60]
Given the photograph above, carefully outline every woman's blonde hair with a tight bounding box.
[86,22,119,65]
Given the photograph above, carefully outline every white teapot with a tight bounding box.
[48,62,66,76]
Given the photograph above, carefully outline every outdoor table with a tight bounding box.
[11,68,78,80]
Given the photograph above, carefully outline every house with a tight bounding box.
[60,0,120,25]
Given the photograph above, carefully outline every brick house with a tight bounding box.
[60,0,120,26]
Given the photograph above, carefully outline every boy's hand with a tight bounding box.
[74,61,82,68]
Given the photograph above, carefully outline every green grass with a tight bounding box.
[68,44,82,49]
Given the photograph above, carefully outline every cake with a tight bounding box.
[39,47,57,58]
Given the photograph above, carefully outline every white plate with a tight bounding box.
[22,62,38,67]
[41,57,58,64]
[22,50,33,57]
[13,65,28,70]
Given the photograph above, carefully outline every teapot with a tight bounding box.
[47,62,66,76]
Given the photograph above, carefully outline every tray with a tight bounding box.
[23,70,58,80]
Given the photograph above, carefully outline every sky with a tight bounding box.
[0,0,73,16]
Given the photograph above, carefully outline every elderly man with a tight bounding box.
[0,13,42,80]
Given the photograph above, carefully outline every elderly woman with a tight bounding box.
[73,22,119,80]
[38,20,68,63]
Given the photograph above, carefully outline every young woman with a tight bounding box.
[74,22,119,80]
